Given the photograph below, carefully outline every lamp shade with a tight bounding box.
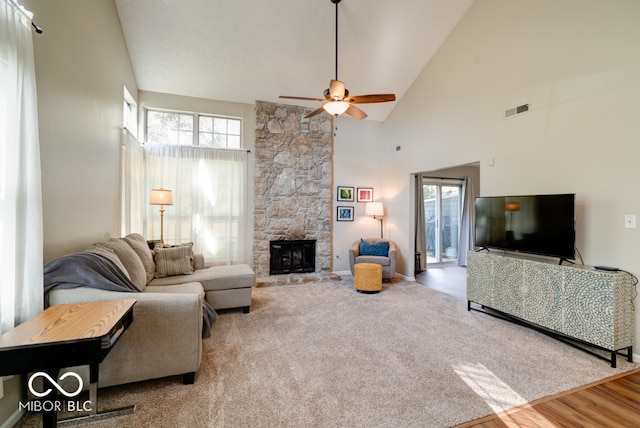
[323,101,350,116]
[149,188,173,205]
[365,202,384,217]
[505,202,521,212]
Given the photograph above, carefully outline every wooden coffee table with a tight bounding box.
[0,299,136,427]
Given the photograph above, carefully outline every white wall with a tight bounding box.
[332,117,385,273]
[379,0,640,346]
[22,0,138,263]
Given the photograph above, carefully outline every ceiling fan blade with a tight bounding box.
[345,105,367,120]
[348,94,396,104]
[304,106,326,119]
[279,96,326,102]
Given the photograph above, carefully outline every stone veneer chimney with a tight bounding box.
[253,101,334,284]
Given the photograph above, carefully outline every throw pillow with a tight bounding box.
[154,242,196,269]
[359,239,389,257]
[124,233,156,285]
[84,245,131,281]
[154,243,195,278]
[86,238,147,291]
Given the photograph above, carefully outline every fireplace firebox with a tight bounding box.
[269,240,316,275]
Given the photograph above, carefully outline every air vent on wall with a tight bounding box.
[505,102,530,119]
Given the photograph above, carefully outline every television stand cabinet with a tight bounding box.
[467,251,636,367]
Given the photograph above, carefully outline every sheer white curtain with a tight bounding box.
[120,128,144,236]
[0,0,43,334]
[144,145,248,265]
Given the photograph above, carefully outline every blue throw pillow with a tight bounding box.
[359,239,389,256]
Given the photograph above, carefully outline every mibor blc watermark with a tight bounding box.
[20,372,92,413]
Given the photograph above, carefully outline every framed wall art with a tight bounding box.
[337,186,354,202]
[337,206,354,221]
[357,187,373,202]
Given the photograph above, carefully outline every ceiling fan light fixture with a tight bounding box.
[323,101,350,116]
[278,0,395,120]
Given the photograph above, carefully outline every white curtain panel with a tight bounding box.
[457,177,476,266]
[0,0,43,334]
[120,128,144,236]
[144,144,249,265]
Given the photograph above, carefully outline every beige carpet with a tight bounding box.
[16,279,638,427]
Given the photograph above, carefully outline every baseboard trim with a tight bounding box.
[1,408,24,428]
[332,270,351,277]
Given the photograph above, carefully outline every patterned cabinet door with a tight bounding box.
[492,255,525,318]
[466,252,494,306]
[611,273,636,351]
[522,261,564,332]
[562,268,635,350]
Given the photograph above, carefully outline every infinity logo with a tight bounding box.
[28,372,83,398]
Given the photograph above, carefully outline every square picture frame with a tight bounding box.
[357,187,374,203]
[336,206,354,221]
[337,186,354,202]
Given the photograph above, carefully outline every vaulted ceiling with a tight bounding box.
[115,0,473,121]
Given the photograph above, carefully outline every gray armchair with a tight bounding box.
[349,238,397,281]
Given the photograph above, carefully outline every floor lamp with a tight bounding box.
[149,188,173,243]
[365,202,384,238]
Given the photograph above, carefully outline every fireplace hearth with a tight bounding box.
[270,240,316,275]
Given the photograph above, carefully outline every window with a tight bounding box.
[199,116,241,149]
[123,86,137,133]
[144,145,249,265]
[142,108,247,264]
[145,109,242,148]
[146,110,194,145]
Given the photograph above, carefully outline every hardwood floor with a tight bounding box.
[456,368,640,427]
[414,265,467,300]
[415,266,640,428]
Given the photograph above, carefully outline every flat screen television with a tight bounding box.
[474,193,575,260]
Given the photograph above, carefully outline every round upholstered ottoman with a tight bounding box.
[354,263,383,293]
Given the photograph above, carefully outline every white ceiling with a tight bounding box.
[115,0,473,122]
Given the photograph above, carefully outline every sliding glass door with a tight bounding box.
[422,179,462,265]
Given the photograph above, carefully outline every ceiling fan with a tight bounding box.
[279,0,396,120]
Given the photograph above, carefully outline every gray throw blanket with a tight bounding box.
[43,252,217,338]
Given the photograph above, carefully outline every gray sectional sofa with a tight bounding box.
[45,233,255,387]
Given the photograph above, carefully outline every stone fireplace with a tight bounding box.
[253,101,334,285]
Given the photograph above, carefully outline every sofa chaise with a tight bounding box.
[45,233,255,387]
